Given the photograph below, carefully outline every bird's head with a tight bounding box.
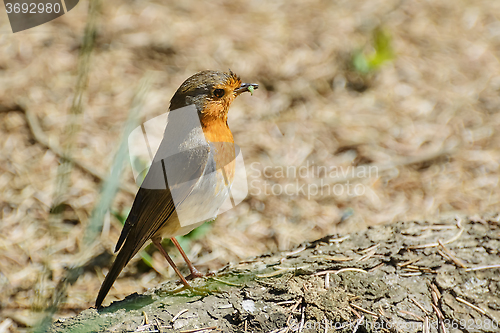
[169,70,258,125]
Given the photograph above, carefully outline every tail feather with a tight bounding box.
[95,238,141,308]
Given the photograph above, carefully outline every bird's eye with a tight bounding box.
[213,88,225,98]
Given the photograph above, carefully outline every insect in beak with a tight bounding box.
[235,83,259,96]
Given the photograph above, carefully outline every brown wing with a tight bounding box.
[115,145,211,252]
[95,146,210,308]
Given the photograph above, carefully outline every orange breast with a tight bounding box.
[202,120,236,185]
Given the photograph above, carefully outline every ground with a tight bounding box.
[1,0,500,331]
[49,216,500,332]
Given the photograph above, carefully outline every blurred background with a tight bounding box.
[1,0,499,330]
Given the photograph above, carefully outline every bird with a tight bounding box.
[95,70,258,308]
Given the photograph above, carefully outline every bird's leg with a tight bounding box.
[170,237,205,279]
[153,238,211,296]
[152,238,191,288]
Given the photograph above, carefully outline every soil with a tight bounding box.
[49,216,500,333]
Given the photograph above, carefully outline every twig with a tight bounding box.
[407,223,464,249]
[314,268,368,276]
[399,310,424,321]
[440,321,447,333]
[398,258,421,267]
[438,240,467,268]
[285,245,306,257]
[180,326,217,333]
[357,251,377,262]
[430,283,441,305]
[423,317,430,333]
[437,249,451,262]
[329,235,350,243]
[455,297,487,316]
[154,317,162,333]
[400,272,422,277]
[358,243,380,254]
[310,255,352,262]
[430,303,448,333]
[402,265,436,274]
[171,309,188,323]
[378,304,386,317]
[465,264,500,271]
[256,265,309,278]
[350,307,361,319]
[349,296,360,302]
[368,263,384,272]
[430,303,443,320]
[350,304,377,317]
[410,298,429,315]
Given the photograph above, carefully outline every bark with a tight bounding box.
[50,216,500,333]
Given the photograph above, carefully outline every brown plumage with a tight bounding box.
[95,70,258,308]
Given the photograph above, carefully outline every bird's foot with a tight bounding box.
[168,284,212,296]
[185,268,214,280]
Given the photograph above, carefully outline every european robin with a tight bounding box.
[95,70,258,308]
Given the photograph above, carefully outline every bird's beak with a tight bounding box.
[235,83,259,96]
